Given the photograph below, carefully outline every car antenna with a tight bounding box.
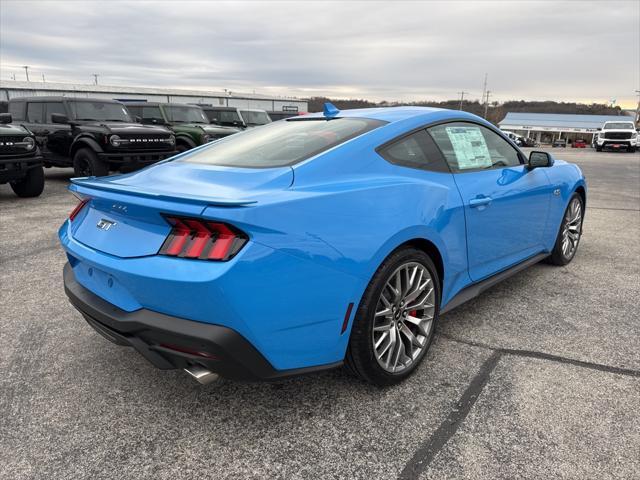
[323,102,340,119]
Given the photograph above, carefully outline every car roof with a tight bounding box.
[300,106,489,125]
[201,106,236,110]
[127,102,201,107]
[9,96,122,103]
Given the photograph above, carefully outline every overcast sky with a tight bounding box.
[1,0,638,107]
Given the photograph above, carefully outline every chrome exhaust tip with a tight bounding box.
[184,365,220,385]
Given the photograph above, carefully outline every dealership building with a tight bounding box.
[499,112,636,144]
[0,80,308,113]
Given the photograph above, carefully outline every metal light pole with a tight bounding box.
[481,73,488,105]
[92,74,99,85]
[22,66,30,81]
[458,91,468,110]
[484,90,491,119]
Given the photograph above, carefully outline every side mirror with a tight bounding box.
[0,113,12,124]
[51,113,70,124]
[528,151,552,169]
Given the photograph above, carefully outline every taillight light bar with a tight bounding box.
[69,198,90,221]
[159,215,248,261]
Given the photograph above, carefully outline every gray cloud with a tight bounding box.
[1,0,638,106]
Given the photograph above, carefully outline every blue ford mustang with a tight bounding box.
[59,104,586,386]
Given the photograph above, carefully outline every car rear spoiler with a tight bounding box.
[69,177,257,207]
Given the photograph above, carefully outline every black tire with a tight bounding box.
[546,193,584,266]
[176,144,190,153]
[73,148,109,177]
[596,145,602,152]
[346,247,440,386]
[10,166,45,198]
[628,146,636,153]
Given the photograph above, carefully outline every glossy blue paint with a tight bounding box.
[59,106,586,372]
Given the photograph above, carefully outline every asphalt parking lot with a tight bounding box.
[1,148,638,479]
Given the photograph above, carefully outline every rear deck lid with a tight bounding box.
[69,161,293,258]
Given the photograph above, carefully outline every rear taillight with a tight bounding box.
[159,216,247,261]
[69,198,90,221]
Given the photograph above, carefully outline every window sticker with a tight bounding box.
[445,126,492,170]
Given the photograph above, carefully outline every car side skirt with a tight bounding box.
[441,252,549,314]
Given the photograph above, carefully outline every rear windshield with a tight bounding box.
[603,122,634,130]
[181,117,386,168]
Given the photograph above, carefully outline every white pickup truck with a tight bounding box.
[596,121,637,152]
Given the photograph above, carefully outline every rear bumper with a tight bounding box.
[63,263,341,381]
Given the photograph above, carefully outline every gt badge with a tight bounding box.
[96,219,116,231]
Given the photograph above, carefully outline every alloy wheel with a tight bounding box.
[561,197,583,259]
[372,262,435,373]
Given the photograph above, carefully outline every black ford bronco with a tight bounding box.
[8,97,177,177]
[0,113,44,197]
[198,105,247,129]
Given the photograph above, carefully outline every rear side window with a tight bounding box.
[428,122,521,172]
[44,102,66,122]
[205,110,221,122]
[378,129,449,172]
[182,117,386,168]
[27,103,44,123]
[126,106,141,117]
[8,102,24,120]
[141,106,163,122]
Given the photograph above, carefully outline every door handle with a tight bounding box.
[469,196,492,208]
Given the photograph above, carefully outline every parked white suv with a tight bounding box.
[500,130,524,146]
[596,121,637,152]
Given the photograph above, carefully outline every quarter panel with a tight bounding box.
[210,153,471,307]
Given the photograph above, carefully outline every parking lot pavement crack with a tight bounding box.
[439,333,640,378]
[586,206,640,212]
[398,351,502,480]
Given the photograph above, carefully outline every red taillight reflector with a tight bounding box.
[159,215,247,261]
[69,198,90,221]
[341,302,355,334]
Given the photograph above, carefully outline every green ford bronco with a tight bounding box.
[126,103,240,152]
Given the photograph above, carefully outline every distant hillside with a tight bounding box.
[305,97,627,125]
